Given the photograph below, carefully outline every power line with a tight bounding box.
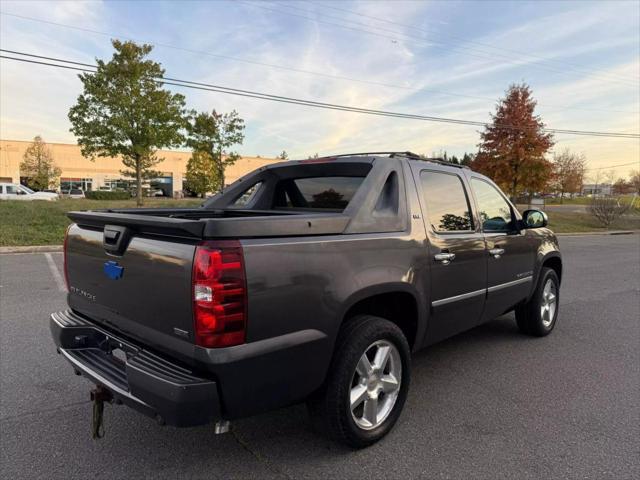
[313,1,639,85]
[1,11,638,115]
[239,1,640,88]
[1,51,639,139]
[585,162,639,171]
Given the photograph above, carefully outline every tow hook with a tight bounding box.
[90,385,113,439]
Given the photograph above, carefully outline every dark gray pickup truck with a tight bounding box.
[50,152,562,447]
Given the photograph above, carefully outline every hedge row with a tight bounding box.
[85,191,131,200]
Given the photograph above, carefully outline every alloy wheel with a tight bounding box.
[349,340,402,430]
[540,278,557,328]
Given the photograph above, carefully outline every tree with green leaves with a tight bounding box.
[277,150,289,160]
[429,150,474,166]
[460,152,475,166]
[187,110,245,193]
[473,83,554,198]
[20,136,61,190]
[68,40,187,206]
[185,150,220,197]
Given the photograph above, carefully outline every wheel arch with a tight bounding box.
[542,254,563,284]
[339,283,425,351]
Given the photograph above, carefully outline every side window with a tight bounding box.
[471,178,515,232]
[420,171,474,232]
[5,185,17,194]
[231,182,262,207]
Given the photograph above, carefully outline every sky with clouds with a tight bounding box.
[1,0,638,179]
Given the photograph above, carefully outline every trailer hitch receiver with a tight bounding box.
[90,385,113,439]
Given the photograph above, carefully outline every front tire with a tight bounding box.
[515,267,560,336]
[308,315,411,448]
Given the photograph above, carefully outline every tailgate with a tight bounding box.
[65,224,197,357]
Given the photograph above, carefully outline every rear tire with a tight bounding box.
[307,315,411,448]
[515,267,560,336]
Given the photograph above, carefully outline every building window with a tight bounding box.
[102,179,132,191]
[60,177,93,192]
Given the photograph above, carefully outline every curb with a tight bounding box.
[556,230,639,237]
[0,245,63,254]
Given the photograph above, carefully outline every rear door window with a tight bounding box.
[273,176,365,211]
[420,171,474,232]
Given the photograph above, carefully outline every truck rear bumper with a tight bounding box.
[50,310,221,427]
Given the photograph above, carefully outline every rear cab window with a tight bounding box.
[420,171,474,233]
[273,176,365,211]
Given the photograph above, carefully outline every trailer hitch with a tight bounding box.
[90,385,113,439]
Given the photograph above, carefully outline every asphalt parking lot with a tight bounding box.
[1,234,638,479]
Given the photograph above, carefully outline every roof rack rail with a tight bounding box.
[315,151,469,168]
[314,151,419,159]
[420,157,469,169]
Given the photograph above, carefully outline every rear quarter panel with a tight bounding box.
[242,233,428,340]
[240,227,429,387]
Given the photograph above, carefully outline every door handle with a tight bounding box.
[434,252,456,264]
[489,247,505,258]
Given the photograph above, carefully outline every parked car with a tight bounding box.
[50,152,561,448]
[147,188,164,197]
[0,183,58,201]
[62,189,86,199]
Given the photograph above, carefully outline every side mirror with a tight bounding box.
[16,190,26,195]
[521,209,548,229]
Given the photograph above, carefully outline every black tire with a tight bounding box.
[515,267,560,336]
[307,315,411,448]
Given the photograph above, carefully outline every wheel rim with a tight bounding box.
[349,340,402,430]
[540,278,557,328]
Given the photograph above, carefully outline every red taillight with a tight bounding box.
[63,224,71,291]
[192,240,247,348]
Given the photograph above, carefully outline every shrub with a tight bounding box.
[588,197,630,227]
[85,190,131,200]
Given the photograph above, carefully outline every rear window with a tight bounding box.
[274,176,365,211]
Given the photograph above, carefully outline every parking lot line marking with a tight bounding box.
[44,252,67,292]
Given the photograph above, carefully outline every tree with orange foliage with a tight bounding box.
[473,84,554,199]
[550,149,586,203]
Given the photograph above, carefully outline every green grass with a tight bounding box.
[1,198,639,246]
[546,210,640,233]
[0,198,203,246]
[546,195,640,207]
[545,197,592,205]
